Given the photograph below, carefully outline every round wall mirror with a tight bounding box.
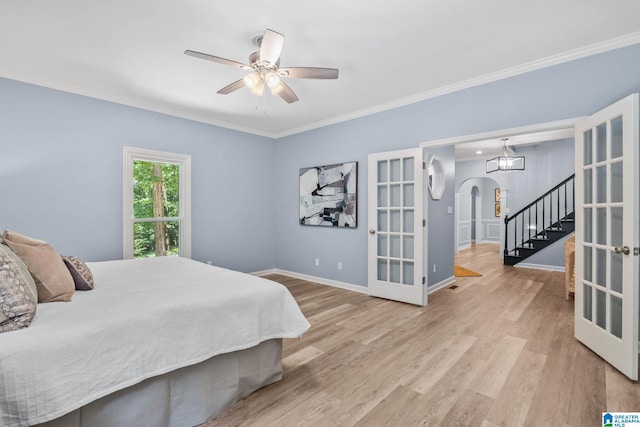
[428,155,445,200]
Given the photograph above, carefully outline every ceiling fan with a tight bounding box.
[185,29,339,104]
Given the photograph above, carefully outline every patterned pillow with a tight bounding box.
[0,244,38,333]
[62,256,94,291]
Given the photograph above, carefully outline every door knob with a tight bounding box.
[613,246,630,255]
[369,229,376,235]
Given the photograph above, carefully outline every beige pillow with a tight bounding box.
[2,230,74,303]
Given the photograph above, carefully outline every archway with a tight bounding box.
[456,177,501,252]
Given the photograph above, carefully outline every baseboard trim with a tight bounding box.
[515,263,565,273]
[250,268,278,276]
[256,268,368,294]
[253,269,458,296]
[428,276,456,295]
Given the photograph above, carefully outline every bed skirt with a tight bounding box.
[34,339,283,427]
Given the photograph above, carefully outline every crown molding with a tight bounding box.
[273,31,640,139]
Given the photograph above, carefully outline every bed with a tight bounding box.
[0,256,310,427]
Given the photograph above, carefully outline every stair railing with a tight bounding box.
[503,174,575,259]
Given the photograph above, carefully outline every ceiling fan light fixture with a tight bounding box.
[265,71,281,88]
[242,72,260,90]
[269,81,285,96]
[250,81,265,96]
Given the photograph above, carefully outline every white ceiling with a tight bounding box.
[1,1,640,138]
[454,127,575,161]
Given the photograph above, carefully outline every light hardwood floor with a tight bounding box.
[204,244,639,426]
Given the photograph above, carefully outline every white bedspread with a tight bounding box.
[0,257,310,427]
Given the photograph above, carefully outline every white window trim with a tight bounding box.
[123,146,192,259]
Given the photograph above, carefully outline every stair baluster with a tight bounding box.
[503,174,575,265]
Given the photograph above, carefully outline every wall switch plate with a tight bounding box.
[338,262,342,270]
[447,206,453,214]
[315,258,320,266]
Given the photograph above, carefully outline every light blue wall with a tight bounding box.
[0,78,277,273]
[275,43,640,287]
[426,145,456,287]
[2,41,639,287]
[455,138,575,213]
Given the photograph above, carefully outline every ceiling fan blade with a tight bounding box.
[184,50,250,69]
[259,29,284,66]
[275,80,299,104]
[217,79,245,95]
[279,67,339,79]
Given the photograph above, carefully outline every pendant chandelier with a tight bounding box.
[486,138,525,173]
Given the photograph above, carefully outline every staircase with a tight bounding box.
[504,174,575,266]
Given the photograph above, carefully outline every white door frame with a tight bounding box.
[420,117,582,258]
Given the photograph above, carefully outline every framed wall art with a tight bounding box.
[299,161,357,227]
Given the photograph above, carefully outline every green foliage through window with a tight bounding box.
[133,160,180,258]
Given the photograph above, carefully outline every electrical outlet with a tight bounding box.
[315,258,320,266]
[206,260,212,265]
[338,262,342,270]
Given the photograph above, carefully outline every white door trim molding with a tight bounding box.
[419,118,583,148]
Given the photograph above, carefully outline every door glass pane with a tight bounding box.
[390,185,401,207]
[403,184,414,207]
[584,169,592,204]
[377,234,388,257]
[378,210,388,232]
[403,210,414,233]
[583,284,593,321]
[596,123,607,163]
[377,186,388,207]
[377,160,388,183]
[596,248,606,287]
[596,289,606,330]
[390,210,400,232]
[596,166,606,203]
[584,247,592,282]
[596,207,606,245]
[390,235,401,258]
[611,252,623,294]
[611,207,623,247]
[583,129,593,166]
[402,262,414,286]
[583,208,592,243]
[611,116,623,159]
[377,259,387,281]
[611,295,623,339]
[403,236,414,260]
[390,159,401,182]
[390,260,401,283]
[611,161,623,203]
[402,157,414,181]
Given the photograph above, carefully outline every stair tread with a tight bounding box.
[503,175,575,266]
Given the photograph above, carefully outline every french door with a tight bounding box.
[574,93,639,380]
[368,148,425,306]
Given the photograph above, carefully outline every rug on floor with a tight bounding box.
[454,265,482,277]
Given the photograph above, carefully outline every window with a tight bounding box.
[123,147,191,259]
